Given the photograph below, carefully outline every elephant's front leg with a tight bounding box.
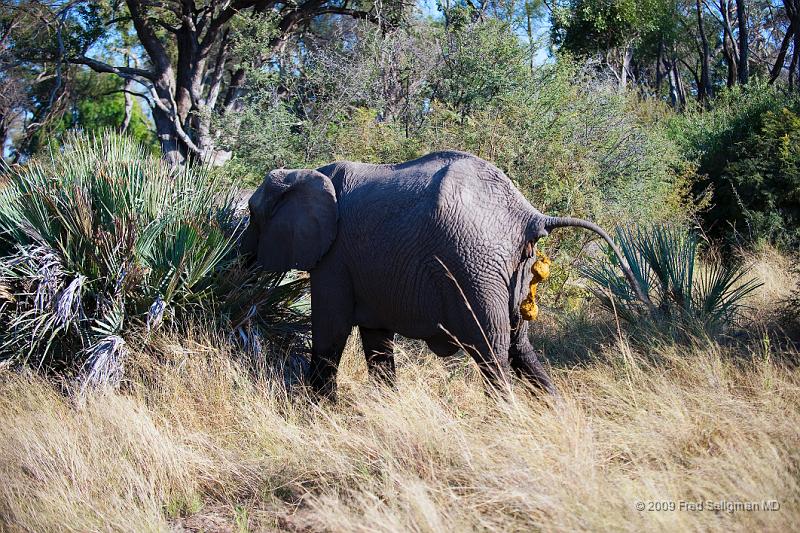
[359,327,396,385]
[308,328,349,400]
[307,267,354,401]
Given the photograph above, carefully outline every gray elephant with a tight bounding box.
[242,151,649,398]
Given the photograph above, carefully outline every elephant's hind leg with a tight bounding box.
[360,326,396,385]
[509,320,557,396]
[449,306,514,394]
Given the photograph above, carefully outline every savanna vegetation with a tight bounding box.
[1,0,799,531]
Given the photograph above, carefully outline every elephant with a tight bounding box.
[241,151,650,398]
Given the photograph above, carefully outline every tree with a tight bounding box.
[695,0,713,102]
[34,71,156,152]
[1,1,108,159]
[769,0,800,89]
[7,1,396,165]
[714,0,739,87]
[735,0,749,83]
[551,0,673,90]
[434,13,529,116]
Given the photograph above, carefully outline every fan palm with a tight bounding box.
[581,226,762,336]
[0,132,308,384]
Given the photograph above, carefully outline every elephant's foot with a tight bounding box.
[510,349,558,396]
[306,368,338,403]
[307,348,345,403]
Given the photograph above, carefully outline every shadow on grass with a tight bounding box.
[529,303,800,372]
[528,308,618,368]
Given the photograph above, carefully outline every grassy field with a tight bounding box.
[0,250,798,532]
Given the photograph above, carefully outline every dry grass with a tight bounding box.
[739,246,799,334]
[0,325,798,532]
[0,250,798,532]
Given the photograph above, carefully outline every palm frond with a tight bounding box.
[581,225,763,336]
[0,131,309,383]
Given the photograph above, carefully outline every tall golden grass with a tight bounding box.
[0,328,797,531]
[0,248,797,532]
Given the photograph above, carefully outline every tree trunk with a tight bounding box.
[790,29,800,89]
[774,1,800,86]
[723,38,737,86]
[656,37,664,94]
[769,20,796,83]
[696,0,713,103]
[665,57,686,110]
[525,1,535,73]
[681,58,701,95]
[121,77,133,133]
[735,0,749,84]
[0,116,8,158]
[674,59,687,108]
[152,105,185,167]
[789,31,800,90]
[620,46,633,90]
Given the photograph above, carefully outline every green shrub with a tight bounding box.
[581,225,762,336]
[214,95,308,185]
[418,63,693,227]
[328,108,423,164]
[0,132,307,385]
[667,82,800,248]
[432,15,530,118]
[723,108,800,247]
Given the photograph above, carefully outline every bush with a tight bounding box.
[0,132,308,385]
[667,82,800,248]
[724,108,800,247]
[418,63,693,228]
[581,225,762,336]
[432,14,530,117]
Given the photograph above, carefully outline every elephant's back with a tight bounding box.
[330,152,522,253]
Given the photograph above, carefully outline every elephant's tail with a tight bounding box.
[540,216,655,309]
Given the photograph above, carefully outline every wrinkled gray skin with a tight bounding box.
[242,151,650,399]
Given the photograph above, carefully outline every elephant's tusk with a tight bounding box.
[520,250,551,321]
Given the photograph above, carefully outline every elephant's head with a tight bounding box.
[241,169,338,272]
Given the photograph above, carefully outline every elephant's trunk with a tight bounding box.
[240,222,259,267]
[542,216,655,310]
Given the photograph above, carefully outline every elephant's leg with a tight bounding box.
[359,327,396,385]
[447,293,513,393]
[308,328,349,400]
[465,331,513,394]
[507,257,557,396]
[307,267,354,401]
[509,319,557,395]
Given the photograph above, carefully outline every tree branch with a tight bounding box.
[100,88,152,99]
[154,19,181,34]
[201,0,266,51]
[71,55,156,81]
[314,6,377,22]
[769,19,797,82]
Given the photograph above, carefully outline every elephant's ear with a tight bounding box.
[254,169,338,272]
